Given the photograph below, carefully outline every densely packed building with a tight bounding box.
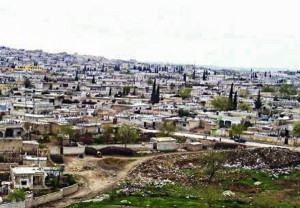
[0,46,299,206]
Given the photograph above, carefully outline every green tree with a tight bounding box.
[238,101,251,111]
[56,164,65,188]
[261,85,275,93]
[102,123,114,143]
[109,87,112,96]
[192,70,196,79]
[158,121,177,137]
[200,149,226,183]
[123,86,131,95]
[178,108,190,117]
[74,71,78,81]
[147,78,153,85]
[24,78,31,88]
[279,84,297,98]
[60,124,76,143]
[8,189,26,202]
[92,75,96,84]
[229,124,247,138]
[293,121,300,137]
[203,70,207,81]
[232,91,238,110]
[255,90,263,110]
[132,87,137,95]
[228,83,234,109]
[151,79,156,104]
[239,89,247,98]
[178,87,192,99]
[117,124,139,148]
[155,85,160,103]
[44,76,49,82]
[210,96,231,111]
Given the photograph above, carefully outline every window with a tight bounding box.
[21,180,27,186]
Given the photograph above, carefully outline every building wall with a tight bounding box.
[14,175,32,189]
[245,134,300,146]
[157,141,176,150]
[25,184,78,208]
[22,143,38,154]
[25,190,62,207]
[24,122,51,135]
[0,138,22,152]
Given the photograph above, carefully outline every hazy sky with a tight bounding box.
[0,0,300,68]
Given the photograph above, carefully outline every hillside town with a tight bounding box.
[0,46,299,207]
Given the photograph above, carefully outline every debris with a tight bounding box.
[254,181,262,186]
[222,190,235,197]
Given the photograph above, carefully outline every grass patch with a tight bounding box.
[67,168,300,208]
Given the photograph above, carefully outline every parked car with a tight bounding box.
[234,138,247,143]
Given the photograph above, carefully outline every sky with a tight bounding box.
[0,0,300,69]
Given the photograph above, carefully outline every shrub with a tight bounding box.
[211,96,231,111]
[8,189,26,202]
[238,101,251,111]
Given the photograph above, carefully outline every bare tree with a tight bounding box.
[200,149,227,183]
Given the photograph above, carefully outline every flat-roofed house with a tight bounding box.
[10,166,46,189]
[150,137,176,151]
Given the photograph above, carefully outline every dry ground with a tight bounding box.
[42,155,145,207]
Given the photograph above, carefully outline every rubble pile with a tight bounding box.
[129,148,300,184]
[226,147,300,169]
[129,154,202,184]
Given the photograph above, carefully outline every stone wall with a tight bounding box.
[26,191,62,208]
[0,201,25,208]
[62,183,78,196]
[25,183,78,208]
[63,146,85,155]
[244,134,299,146]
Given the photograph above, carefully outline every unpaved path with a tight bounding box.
[43,151,203,208]
[43,155,153,207]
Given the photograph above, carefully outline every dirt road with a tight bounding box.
[43,155,152,207]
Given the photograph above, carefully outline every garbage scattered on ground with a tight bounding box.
[126,147,300,186]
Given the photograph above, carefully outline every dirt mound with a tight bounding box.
[99,146,135,156]
[97,158,135,171]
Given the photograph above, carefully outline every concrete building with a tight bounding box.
[150,137,176,151]
[10,166,46,189]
